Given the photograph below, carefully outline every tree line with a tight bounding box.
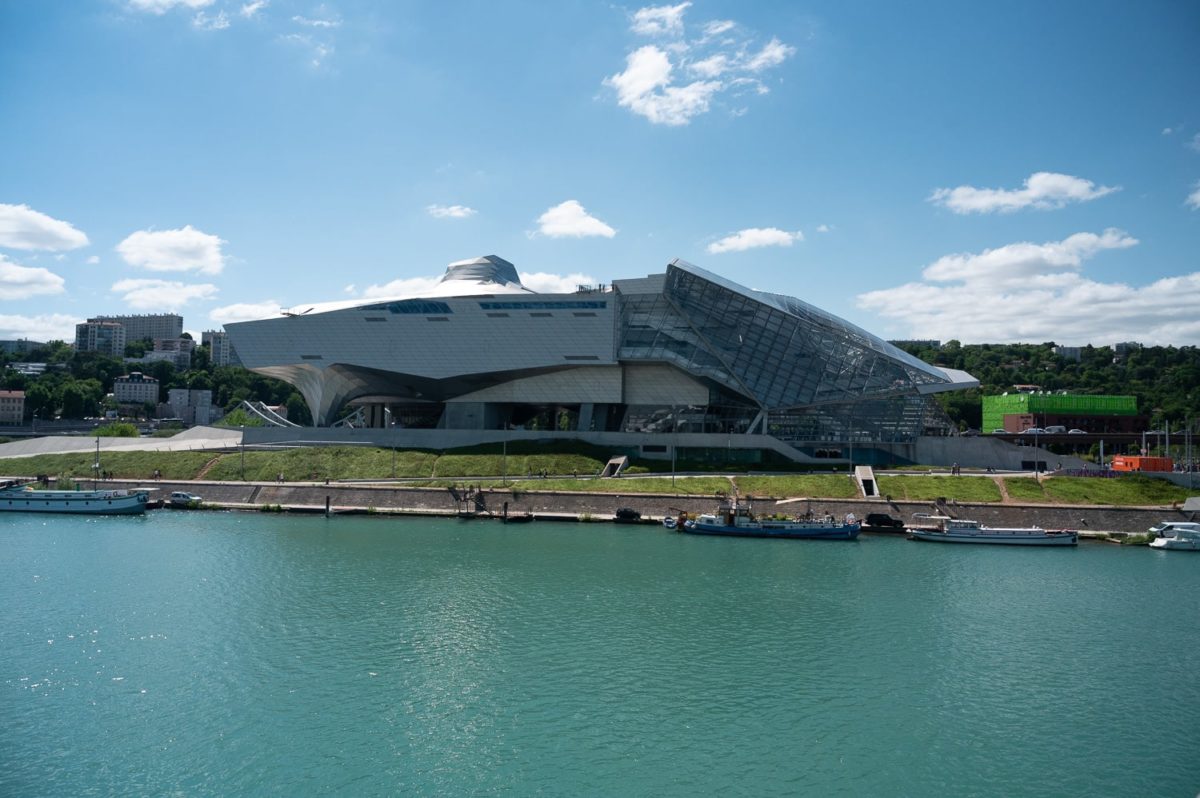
[1,339,312,425]
[894,341,1200,431]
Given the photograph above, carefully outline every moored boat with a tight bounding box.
[0,479,150,515]
[907,513,1076,546]
[1148,521,1200,551]
[681,495,859,540]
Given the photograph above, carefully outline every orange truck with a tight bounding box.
[1110,455,1174,472]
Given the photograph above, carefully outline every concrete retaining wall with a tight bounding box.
[109,479,1187,534]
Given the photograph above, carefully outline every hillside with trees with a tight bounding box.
[895,341,1200,431]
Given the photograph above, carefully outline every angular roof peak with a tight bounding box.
[440,255,521,287]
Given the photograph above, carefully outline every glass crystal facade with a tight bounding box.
[615,261,958,444]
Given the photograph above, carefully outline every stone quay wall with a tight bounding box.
[110,479,1191,535]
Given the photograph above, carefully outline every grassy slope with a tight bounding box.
[1002,475,1192,505]
[877,475,1004,503]
[1,445,1189,506]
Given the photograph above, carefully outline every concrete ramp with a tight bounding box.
[855,465,878,498]
[600,456,629,478]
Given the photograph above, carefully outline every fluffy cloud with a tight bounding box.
[127,0,213,13]
[605,5,793,125]
[534,200,616,239]
[361,276,443,299]
[1188,181,1200,210]
[707,227,802,254]
[0,254,66,299]
[116,225,226,274]
[112,278,218,310]
[0,204,89,251]
[519,271,597,293]
[240,1,268,17]
[816,224,832,233]
[209,300,281,324]
[930,171,1118,214]
[921,229,1136,285]
[853,230,1200,345]
[427,204,477,219]
[0,313,80,342]
[745,38,794,71]
[631,2,691,36]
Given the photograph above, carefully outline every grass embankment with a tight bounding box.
[734,475,858,499]
[3,444,1191,508]
[1002,475,1192,506]
[877,475,1004,503]
[0,450,216,481]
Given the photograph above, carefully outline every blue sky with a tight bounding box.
[1,0,1197,346]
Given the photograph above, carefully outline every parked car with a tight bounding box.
[961,428,980,437]
[613,507,642,523]
[169,491,202,507]
[863,513,905,532]
[1043,425,1067,434]
[1068,428,1086,434]
[1021,428,1045,434]
[991,429,1007,434]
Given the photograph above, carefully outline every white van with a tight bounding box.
[1044,425,1067,434]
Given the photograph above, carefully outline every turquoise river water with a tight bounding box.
[2,512,1197,796]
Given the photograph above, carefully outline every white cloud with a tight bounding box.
[0,204,89,251]
[816,224,832,233]
[919,229,1136,285]
[701,20,735,39]
[1187,181,1200,210]
[0,254,66,299]
[127,0,213,13]
[852,230,1200,345]
[427,204,477,219]
[606,7,793,125]
[116,225,226,274]
[631,2,691,37]
[689,53,729,78]
[112,278,218,310]
[745,37,795,71]
[1190,133,1200,153]
[209,300,281,324]
[519,271,597,293]
[605,46,721,126]
[0,313,80,342]
[707,227,802,254]
[240,0,268,17]
[343,283,355,293]
[86,255,100,264]
[362,276,443,299]
[192,10,229,29]
[534,200,616,239]
[930,171,1119,214]
[1162,126,1176,135]
[293,8,341,28]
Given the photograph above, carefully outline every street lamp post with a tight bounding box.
[240,425,245,481]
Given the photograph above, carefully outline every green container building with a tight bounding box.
[982,393,1138,432]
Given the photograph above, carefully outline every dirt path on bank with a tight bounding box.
[194,455,224,480]
[993,476,1012,502]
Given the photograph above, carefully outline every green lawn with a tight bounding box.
[1003,475,1192,506]
[733,474,858,499]
[0,450,216,481]
[487,475,734,496]
[876,475,1004,503]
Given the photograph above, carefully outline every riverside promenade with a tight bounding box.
[94,476,1188,536]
